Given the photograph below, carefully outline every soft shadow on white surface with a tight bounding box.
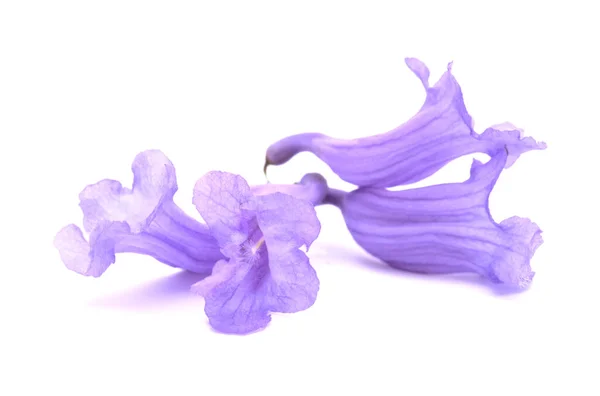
[89,271,207,311]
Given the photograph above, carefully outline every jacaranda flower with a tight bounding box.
[324,149,543,289]
[54,150,225,277]
[264,58,546,188]
[191,171,323,334]
[54,149,328,274]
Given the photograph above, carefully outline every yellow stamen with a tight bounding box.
[251,237,265,255]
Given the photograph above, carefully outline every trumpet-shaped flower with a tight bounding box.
[325,149,543,289]
[191,171,323,334]
[54,150,224,277]
[265,58,546,188]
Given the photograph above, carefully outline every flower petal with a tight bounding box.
[254,192,321,312]
[479,124,544,168]
[405,57,430,88]
[54,219,223,277]
[80,150,177,233]
[265,58,546,188]
[194,255,272,334]
[254,192,320,253]
[251,173,329,206]
[191,191,321,334]
[193,171,255,247]
[54,222,129,277]
[55,150,224,277]
[337,150,543,289]
[190,259,237,296]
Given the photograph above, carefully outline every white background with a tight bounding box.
[1,1,598,395]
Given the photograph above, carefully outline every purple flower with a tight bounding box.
[265,58,546,188]
[54,150,225,277]
[54,149,328,333]
[324,149,543,289]
[191,171,323,334]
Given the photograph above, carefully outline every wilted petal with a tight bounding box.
[55,150,224,277]
[328,150,543,289]
[265,58,546,188]
[192,173,321,334]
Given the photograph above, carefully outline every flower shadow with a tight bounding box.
[89,271,208,311]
